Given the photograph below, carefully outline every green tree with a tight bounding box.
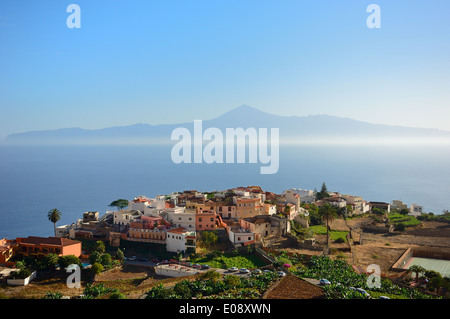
[394,223,406,232]
[115,248,124,261]
[47,208,62,236]
[409,265,426,282]
[109,199,129,211]
[174,280,193,298]
[93,241,105,254]
[91,262,104,275]
[100,253,112,267]
[43,253,59,270]
[89,251,102,265]
[200,231,219,248]
[399,208,410,216]
[58,255,81,269]
[316,182,331,200]
[318,204,337,248]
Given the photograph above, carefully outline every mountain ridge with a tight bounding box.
[4,105,450,144]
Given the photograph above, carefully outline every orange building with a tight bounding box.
[235,197,264,219]
[195,211,217,231]
[0,238,14,263]
[15,236,82,258]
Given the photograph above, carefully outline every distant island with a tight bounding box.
[5,105,450,144]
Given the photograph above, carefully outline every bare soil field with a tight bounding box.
[0,265,199,299]
[264,275,325,299]
[352,220,450,275]
[283,218,450,276]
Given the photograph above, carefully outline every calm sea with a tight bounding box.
[0,144,449,239]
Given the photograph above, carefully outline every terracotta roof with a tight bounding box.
[133,198,149,203]
[167,227,189,234]
[18,236,81,247]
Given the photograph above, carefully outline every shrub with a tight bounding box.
[42,292,64,299]
[109,291,126,299]
[115,248,124,261]
[93,241,105,254]
[10,268,32,279]
[198,269,221,283]
[83,283,117,298]
[58,255,81,269]
[100,253,112,266]
[394,223,406,232]
[91,262,104,275]
[89,251,102,264]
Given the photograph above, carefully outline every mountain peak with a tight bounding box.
[216,104,271,119]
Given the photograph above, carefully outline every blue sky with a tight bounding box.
[1,0,449,139]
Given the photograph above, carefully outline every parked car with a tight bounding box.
[379,296,390,299]
[201,264,211,270]
[355,288,370,296]
[277,271,286,277]
[252,269,262,275]
[181,262,193,267]
[263,269,272,274]
[128,256,137,261]
[152,258,160,263]
[239,268,250,274]
[228,267,239,272]
[137,257,149,262]
[319,279,331,286]
[193,264,202,269]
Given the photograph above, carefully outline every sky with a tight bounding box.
[0,0,449,140]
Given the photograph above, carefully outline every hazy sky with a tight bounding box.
[1,0,449,139]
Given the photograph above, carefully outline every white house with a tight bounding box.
[228,228,255,245]
[127,196,151,212]
[165,208,196,231]
[283,188,315,204]
[264,203,277,215]
[165,228,196,253]
[410,204,423,216]
[113,210,143,230]
[55,223,80,238]
[341,195,367,214]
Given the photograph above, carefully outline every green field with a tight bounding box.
[190,254,266,269]
[310,225,348,242]
[388,213,421,227]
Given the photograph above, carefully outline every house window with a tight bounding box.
[199,218,202,222]
[248,237,251,240]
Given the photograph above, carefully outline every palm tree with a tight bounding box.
[318,204,337,248]
[409,265,425,282]
[47,208,62,236]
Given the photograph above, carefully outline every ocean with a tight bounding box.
[0,144,449,239]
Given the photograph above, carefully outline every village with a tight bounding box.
[1,184,449,300]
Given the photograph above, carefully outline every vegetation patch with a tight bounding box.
[388,213,421,227]
[190,252,266,269]
[310,225,349,242]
